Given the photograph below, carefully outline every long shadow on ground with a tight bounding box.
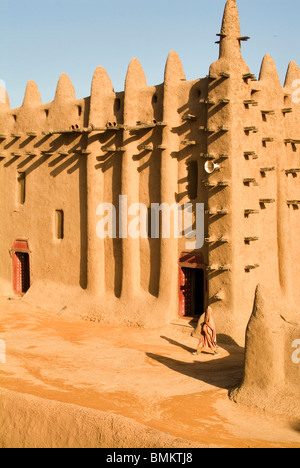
[147,340,244,391]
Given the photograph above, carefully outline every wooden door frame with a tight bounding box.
[11,239,31,296]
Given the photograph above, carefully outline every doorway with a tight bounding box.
[179,252,206,318]
[12,240,31,296]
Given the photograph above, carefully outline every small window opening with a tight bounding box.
[152,94,158,105]
[18,172,26,205]
[45,109,49,118]
[55,210,64,240]
[78,105,82,117]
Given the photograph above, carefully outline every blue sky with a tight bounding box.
[1,0,300,108]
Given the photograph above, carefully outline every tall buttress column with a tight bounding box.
[158,51,186,317]
[121,59,147,299]
[87,67,115,295]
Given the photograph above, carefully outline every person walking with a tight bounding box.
[193,306,220,356]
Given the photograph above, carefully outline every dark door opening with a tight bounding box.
[179,267,205,318]
[179,252,206,319]
[193,268,205,316]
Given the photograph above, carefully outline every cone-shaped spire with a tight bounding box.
[22,80,42,107]
[259,54,282,88]
[54,73,76,102]
[0,86,10,108]
[164,50,186,84]
[284,60,300,88]
[125,58,147,90]
[124,58,147,123]
[89,66,114,126]
[219,0,242,59]
[91,66,114,98]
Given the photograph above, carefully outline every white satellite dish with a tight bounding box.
[204,161,221,174]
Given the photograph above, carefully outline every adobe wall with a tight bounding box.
[77,53,210,327]
[0,0,299,345]
[0,77,89,297]
[0,53,210,328]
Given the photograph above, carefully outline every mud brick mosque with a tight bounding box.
[0,0,299,345]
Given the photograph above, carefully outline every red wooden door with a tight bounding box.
[13,252,30,295]
[179,267,186,317]
[12,240,31,296]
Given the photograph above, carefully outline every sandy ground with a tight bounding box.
[0,296,299,448]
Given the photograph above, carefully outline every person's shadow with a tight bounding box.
[160,335,195,354]
[148,336,245,391]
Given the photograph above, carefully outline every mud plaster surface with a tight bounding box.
[0,297,299,448]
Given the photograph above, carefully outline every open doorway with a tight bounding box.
[12,240,31,296]
[179,252,206,318]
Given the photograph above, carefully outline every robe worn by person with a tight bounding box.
[194,307,219,355]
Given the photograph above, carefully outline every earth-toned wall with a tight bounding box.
[0,0,299,346]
